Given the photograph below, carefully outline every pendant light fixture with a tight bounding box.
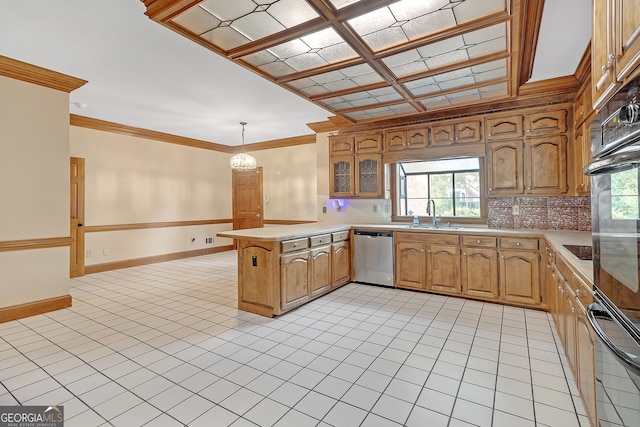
[229,121,257,171]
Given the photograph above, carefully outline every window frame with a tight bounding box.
[390,158,488,224]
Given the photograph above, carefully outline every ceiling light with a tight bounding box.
[230,122,257,171]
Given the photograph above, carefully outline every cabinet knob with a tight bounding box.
[516,242,521,246]
[477,239,481,244]
[463,252,466,256]
[527,186,531,190]
[489,187,493,191]
[601,64,610,74]
[575,289,582,296]
[608,53,616,64]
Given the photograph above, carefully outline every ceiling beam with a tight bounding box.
[518,0,545,86]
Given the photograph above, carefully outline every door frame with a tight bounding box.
[70,157,85,277]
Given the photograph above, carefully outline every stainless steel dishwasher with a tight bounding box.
[353,229,395,287]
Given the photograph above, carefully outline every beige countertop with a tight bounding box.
[217,223,593,283]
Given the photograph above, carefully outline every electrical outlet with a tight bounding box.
[512,205,520,215]
[372,204,378,213]
[86,249,92,258]
[322,206,327,213]
[384,205,390,214]
[103,249,109,256]
[205,237,214,245]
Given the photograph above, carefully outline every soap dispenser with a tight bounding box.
[409,210,419,227]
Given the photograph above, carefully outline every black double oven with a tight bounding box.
[585,74,640,426]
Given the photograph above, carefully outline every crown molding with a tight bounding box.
[235,134,317,153]
[70,114,234,153]
[0,56,87,93]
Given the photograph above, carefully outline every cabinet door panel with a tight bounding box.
[310,246,331,297]
[499,250,541,305]
[408,129,428,148]
[615,0,640,81]
[592,0,618,108]
[486,115,524,139]
[386,130,406,151]
[395,242,426,289]
[281,251,310,311]
[525,136,567,194]
[487,141,524,195]
[355,154,383,198]
[456,120,482,144]
[332,240,351,287]
[329,136,354,155]
[576,307,597,427]
[355,133,383,153]
[461,248,498,299]
[330,156,355,198]
[431,124,455,146]
[427,244,461,294]
[240,245,275,309]
[525,110,567,135]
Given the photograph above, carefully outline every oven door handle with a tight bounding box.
[584,148,640,175]
[587,303,640,377]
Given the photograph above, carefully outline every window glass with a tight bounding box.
[611,168,640,219]
[398,157,481,218]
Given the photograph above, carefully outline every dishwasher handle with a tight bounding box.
[353,230,394,238]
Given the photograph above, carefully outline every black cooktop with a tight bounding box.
[563,244,593,261]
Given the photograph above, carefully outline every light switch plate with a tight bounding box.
[512,205,520,215]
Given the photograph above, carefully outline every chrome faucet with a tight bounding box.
[426,199,437,228]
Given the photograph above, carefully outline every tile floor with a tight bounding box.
[0,251,589,426]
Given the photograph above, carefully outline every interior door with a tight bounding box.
[232,167,264,231]
[70,157,85,277]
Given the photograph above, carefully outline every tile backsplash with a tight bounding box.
[488,196,591,231]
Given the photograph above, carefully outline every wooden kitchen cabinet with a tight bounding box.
[395,233,460,294]
[427,243,461,295]
[280,250,310,311]
[395,241,426,290]
[486,114,524,140]
[355,154,384,198]
[329,154,383,199]
[546,240,598,427]
[461,236,499,299]
[330,155,355,198]
[592,0,640,108]
[574,122,592,195]
[499,238,541,306]
[355,132,383,153]
[310,245,331,297]
[329,135,355,155]
[524,136,568,195]
[385,127,428,151]
[486,140,524,195]
[524,109,567,136]
[432,119,483,146]
[331,237,351,288]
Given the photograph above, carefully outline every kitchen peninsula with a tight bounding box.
[218,224,592,317]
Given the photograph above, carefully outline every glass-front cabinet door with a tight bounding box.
[355,154,383,198]
[330,155,355,198]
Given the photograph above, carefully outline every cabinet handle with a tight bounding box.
[601,64,611,74]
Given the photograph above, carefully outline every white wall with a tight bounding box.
[249,143,318,222]
[70,126,234,265]
[0,76,70,308]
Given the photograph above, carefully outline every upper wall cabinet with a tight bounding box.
[385,128,428,151]
[432,119,483,146]
[329,135,354,155]
[525,110,567,136]
[355,133,383,153]
[486,115,524,140]
[592,0,640,108]
[485,106,570,196]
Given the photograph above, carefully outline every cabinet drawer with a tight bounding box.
[281,238,309,253]
[310,234,331,247]
[332,231,350,242]
[461,236,497,248]
[396,232,459,245]
[499,237,539,250]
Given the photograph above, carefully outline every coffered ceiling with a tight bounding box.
[0,0,590,146]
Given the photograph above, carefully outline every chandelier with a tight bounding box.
[229,121,257,171]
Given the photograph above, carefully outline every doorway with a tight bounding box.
[232,167,264,231]
[70,157,85,277]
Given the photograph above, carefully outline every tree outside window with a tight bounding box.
[398,158,481,218]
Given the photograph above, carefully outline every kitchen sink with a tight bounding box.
[404,225,465,230]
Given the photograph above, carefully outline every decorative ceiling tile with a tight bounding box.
[382,23,507,78]
[344,103,418,121]
[319,87,403,109]
[405,59,507,96]
[171,0,319,51]
[286,64,384,96]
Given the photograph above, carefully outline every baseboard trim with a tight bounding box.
[85,245,234,274]
[0,295,72,323]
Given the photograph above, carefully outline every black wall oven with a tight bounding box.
[585,74,640,427]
